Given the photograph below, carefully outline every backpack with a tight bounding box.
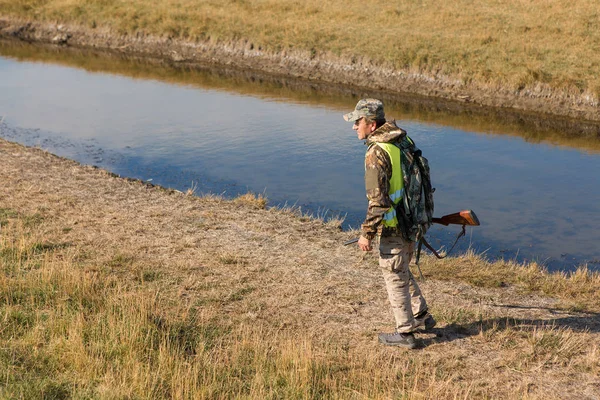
[394,132,435,243]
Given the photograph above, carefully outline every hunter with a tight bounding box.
[344,98,435,349]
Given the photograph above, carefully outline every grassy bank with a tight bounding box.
[1,137,600,398]
[1,0,600,111]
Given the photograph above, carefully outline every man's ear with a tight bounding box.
[370,122,377,133]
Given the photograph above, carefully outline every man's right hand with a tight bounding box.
[358,236,372,252]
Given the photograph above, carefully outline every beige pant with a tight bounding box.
[379,235,428,333]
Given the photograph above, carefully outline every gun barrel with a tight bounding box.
[343,238,359,246]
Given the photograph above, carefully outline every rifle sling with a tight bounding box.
[415,224,467,264]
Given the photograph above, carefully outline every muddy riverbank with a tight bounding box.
[1,17,599,130]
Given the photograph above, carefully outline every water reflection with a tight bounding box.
[2,39,600,150]
[1,39,599,271]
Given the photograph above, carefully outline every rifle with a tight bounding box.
[417,210,479,268]
[344,210,480,278]
[432,210,480,227]
[343,210,480,246]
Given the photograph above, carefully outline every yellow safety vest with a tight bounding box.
[367,142,404,228]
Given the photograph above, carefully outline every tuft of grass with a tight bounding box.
[226,286,255,302]
[219,255,248,266]
[107,253,136,268]
[0,208,18,226]
[234,192,267,210]
[185,180,198,196]
[134,268,161,283]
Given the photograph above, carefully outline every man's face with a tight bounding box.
[353,118,376,140]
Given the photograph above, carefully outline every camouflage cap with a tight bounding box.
[343,98,385,122]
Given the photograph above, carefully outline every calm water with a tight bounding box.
[1,41,599,272]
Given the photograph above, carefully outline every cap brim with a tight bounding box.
[343,111,360,122]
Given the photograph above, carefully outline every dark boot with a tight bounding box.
[378,332,418,349]
[415,313,436,332]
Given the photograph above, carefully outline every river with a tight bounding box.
[1,39,599,272]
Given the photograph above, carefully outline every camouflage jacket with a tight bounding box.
[361,121,407,240]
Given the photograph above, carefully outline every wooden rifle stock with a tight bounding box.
[431,210,480,227]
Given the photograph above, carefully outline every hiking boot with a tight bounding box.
[415,313,436,332]
[378,332,418,349]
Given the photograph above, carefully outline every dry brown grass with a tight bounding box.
[1,0,600,104]
[233,192,268,210]
[1,137,599,398]
[424,249,600,311]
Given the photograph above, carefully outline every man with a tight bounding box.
[344,98,435,349]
